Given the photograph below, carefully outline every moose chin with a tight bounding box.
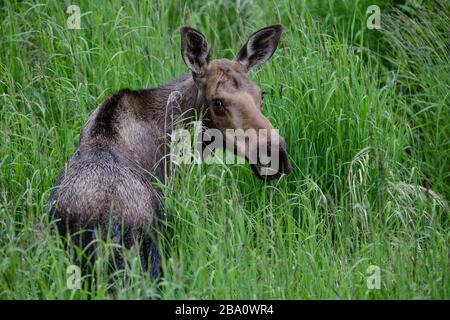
[49,24,291,281]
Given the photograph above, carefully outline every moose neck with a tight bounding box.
[126,74,205,181]
[150,75,205,129]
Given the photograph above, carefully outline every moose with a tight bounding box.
[49,25,291,280]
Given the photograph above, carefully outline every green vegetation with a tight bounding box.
[0,0,448,299]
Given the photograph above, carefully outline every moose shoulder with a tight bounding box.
[49,25,291,281]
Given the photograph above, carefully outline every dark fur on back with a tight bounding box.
[90,89,129,138]
[49,75,201,280]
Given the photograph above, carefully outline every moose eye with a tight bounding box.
[211,98,223,108]
[210,98,226,116]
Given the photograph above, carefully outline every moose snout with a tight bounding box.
[278,139,292,175]
[249,133,292,180]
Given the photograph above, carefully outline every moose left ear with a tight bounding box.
[180,26,210,76]
[235,24,283,70]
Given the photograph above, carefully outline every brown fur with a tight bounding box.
[49,25,291,281]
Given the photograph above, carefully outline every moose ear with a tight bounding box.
[180,26,210,75]
[235,25,283,70]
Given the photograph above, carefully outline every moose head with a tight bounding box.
[180,25,291,180]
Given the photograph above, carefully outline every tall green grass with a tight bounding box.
[0,0,448,299]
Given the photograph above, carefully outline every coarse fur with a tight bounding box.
[49,25,290,282]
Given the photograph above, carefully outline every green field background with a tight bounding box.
[0,0,449,299]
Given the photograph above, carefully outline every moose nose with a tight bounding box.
[250,135,292,180]
[278,139,292,175]
[279,137,292,174]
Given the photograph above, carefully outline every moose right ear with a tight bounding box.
[235,25,282,70]
[180,26,210,76]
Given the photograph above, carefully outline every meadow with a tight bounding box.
[0,0,448,299]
